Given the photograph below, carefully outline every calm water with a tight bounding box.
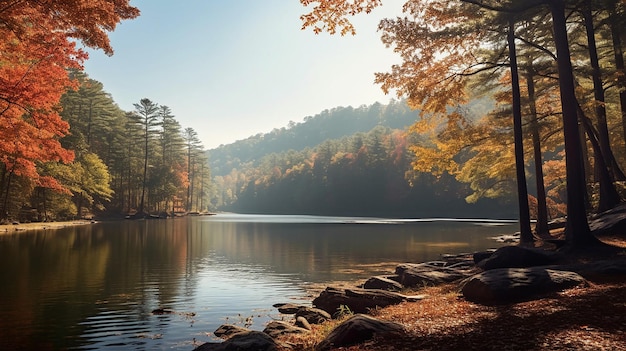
[0,214,516,350]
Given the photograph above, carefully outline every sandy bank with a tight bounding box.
[0,220,94,234]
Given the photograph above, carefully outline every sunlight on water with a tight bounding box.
[0,214,516,350]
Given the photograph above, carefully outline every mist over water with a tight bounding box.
[0,214,515,350]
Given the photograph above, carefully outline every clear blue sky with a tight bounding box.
[83,0,405,149]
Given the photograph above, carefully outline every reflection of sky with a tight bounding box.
[0,215,518,350]
[78,253,307,350]
[204,213,519,225]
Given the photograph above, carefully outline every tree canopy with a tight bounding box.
[300,0,626,248]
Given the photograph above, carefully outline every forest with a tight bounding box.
[2,0,626,250]
[208,100,518,218]
[0,2,209,222]
[298,0,626,248]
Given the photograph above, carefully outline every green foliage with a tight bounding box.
[208,99,417,177]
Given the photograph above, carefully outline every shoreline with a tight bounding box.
[0,220,94,234]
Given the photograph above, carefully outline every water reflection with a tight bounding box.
[0,214,515,350]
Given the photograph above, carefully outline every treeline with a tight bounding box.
[301,0,626,246]
[208,100,419,177]
[1,70,210,222]
[213,124,517,218]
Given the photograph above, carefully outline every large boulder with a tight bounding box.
[194,331,279,351]
[477,245,561,270]
[589,202,626,236]
[550,260,626,282]
[316,314,405,351]
[312,287,423,315]
[461,267,587,305]
[362,276,404,291]
[395,263,469,287]
[213,324,250,339]
[262,321,309,339]
[273,303,306,314]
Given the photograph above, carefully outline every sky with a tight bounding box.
[83,0,405,149]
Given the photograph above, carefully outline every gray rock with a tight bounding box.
[362,276,404,291]
[262,321,309,338]
[295,316,312,330]
[312,287,416,316]
[395,263,468,287]
[213,324,250,339]
[478,245,561,270]
[316,314,405,351]
[461,267,587,305]
[294,307,331,324]
[194,331,279,351]
[473,250,495,264]
[273,303,306,314]
[548,260,626,281]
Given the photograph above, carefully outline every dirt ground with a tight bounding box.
[279,232,626,351]
[0,220,93,234]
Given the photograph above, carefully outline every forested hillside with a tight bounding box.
[208,100,417,177]
[1,69,210,221]
[209,100,517,218]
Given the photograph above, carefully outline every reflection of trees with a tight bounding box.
[197,220,515,282]
[0,220,191,349]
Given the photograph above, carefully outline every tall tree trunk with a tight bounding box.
[549,0,597,247]
[139,122,148,214]
[525,69,550,236]
[508,19,533,244]
[2,168,14,221]
[582,1,621,211]
[608,2,626,152]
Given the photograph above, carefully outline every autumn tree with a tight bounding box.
[300,0,621,248]
[0,0,138,220]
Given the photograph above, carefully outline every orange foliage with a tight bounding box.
[300,0,382,35]
[0,0,138,187]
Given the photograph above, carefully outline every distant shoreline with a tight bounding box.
[0,220,94,234]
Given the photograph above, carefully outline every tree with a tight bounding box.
[130,98,161,214]
[300,0,613,248]
[0,0,138,220]
[183,128,202,211]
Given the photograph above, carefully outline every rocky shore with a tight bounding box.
[193,232,626,351]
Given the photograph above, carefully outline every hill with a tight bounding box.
[207,100,416,177]
[207,99,516,218]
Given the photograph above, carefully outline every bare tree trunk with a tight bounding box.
[549,0,597,247]
[508,18,533,244]
[525,70,550,236]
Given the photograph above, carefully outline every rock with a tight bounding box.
[295,316,311,330]
[473,250,496,264]
[151,308,174,315]
[273,303,306,314]
[589,202,626,235]
[213,324,250,339]
[550,260,626,282]
[194,331,279,351]
[395,263,468,287]
[316,314,405,351]
[478,245,561,270]
[294,307,331,324]
[312,287,417,315]
[262,321,309,338]
[362,276,404,291]
[461,267,587,305]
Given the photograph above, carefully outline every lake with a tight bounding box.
[0,214,516,350]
